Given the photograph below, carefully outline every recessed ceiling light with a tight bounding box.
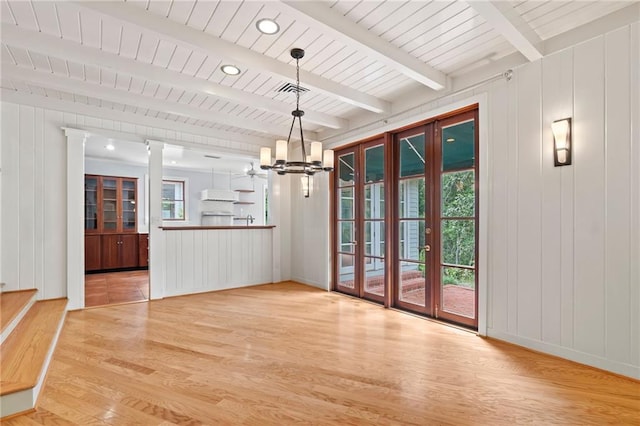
[221,64,241,76]
[256,18,279,35]
[446,138,455,143]
[105,142,115,151]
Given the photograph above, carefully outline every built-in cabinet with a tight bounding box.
[85,174,147,272]
[84,233,148,272]
[101,234,139,269]
[85,174,137,234]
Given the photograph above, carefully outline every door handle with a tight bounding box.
[423,245,431,252]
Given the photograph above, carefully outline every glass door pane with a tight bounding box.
[121,179,136,231]
[102,178,118,231]
[395,132,430,313]
[363,143,385,300]
[84,176,98,232]
[336,150,358,295]
[437,117,477,326]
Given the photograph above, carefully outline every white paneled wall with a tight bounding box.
[162,228,273,297]
[487,25,638,378]
[0,103,284,300]
[1,105,67,299]
[290,169,331,289]
[296,24,639,378]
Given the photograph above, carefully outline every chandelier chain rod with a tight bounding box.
[295,55,306,161]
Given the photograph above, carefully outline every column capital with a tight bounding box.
[62,127,90,141]
[145,139,165,150]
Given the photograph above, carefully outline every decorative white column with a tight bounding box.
[146,139,165,300]
[64,128,88,310]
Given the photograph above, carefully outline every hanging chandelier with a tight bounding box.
[260,48,334,176]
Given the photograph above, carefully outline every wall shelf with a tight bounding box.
[234,201,255,205]
[234,189,255,193]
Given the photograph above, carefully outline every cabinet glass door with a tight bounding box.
[122,179,137,231]
[102,178,118,231]
[85,176,98,232]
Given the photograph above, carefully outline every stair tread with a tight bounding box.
[0,289,37,335]
[0,299,67,395]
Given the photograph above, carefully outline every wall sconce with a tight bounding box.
[552,118,572,166]
[301,175,311,198]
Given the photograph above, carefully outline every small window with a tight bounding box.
[162,180,185,220]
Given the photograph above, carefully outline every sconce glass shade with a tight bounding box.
[301,175,311,198]
[552,118,572,166]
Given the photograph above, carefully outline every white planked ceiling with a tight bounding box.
[1,0,637,158]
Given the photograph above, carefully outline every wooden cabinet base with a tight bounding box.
[85,233,148,272]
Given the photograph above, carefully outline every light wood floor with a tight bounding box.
[85,270,149,307]
[6,282,639,425]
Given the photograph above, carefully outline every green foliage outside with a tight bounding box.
[440,170,475,288]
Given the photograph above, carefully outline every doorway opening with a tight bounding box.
[84,138,150,308]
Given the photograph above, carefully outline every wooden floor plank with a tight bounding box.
[1,299,67,395]
[0,289,37,334]
[5,283,639,425]
[85,271,148,308]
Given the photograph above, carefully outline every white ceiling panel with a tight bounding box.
[4,1,37,30]
[532,1,632,40]
[183,1,217,31]
[1,1,16,25]
[366,1,430,36]
[167,0,197,25]
[1,0,634,152]
[352,1,407,30]
[31,2,60,35]
[377,1,453,42]
[335,1,384,23]
[203,1,243,39]
[152,39,178,68]
[146,0,172,18]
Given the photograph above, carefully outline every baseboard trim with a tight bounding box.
[487,329,640,380]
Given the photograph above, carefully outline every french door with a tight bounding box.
[334,139,387,304]
[393,111,478,327]
[333,108,478,328]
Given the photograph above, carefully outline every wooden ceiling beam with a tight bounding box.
[277,1,448,91]
[468,1,543,62]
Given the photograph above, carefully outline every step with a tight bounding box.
[0,289,38,344]
[0,298,67,418]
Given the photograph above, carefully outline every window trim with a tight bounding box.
[162,178,187,222]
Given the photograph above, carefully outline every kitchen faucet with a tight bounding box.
[246,214,255,226]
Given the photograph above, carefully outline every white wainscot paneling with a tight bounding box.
[573,36,606,358]
[515,61,543,341]
[1,104,67,298]
[163,228,273,297]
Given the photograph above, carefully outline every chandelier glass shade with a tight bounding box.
[260,48,334,176]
